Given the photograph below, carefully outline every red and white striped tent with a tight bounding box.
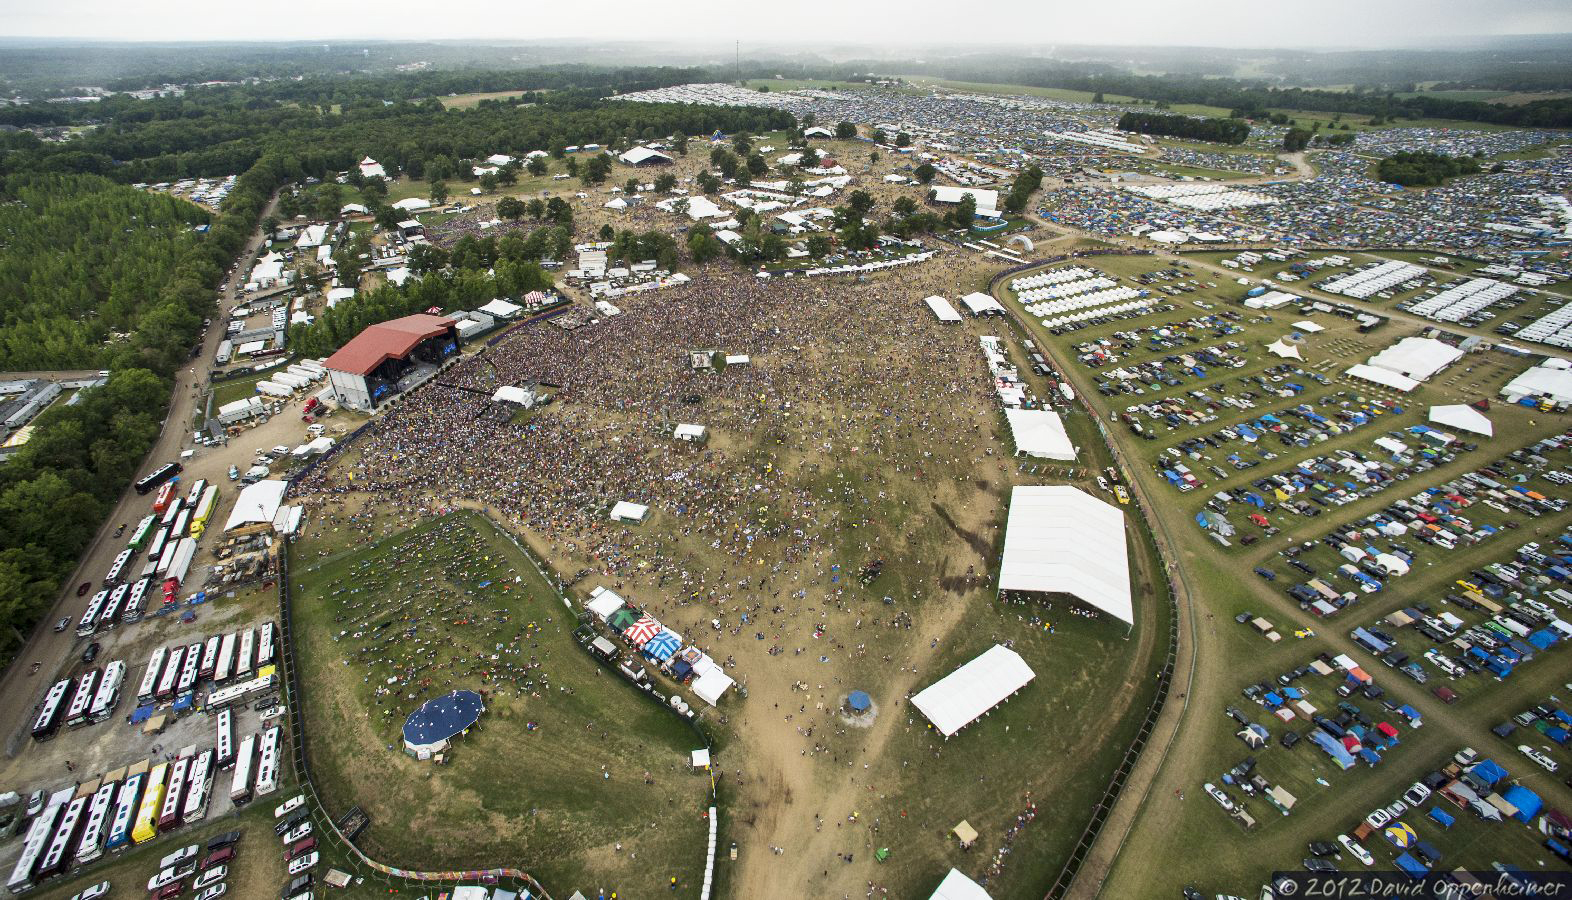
[624,615,662,648]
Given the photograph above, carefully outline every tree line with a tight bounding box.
[1375,151,1483,187]
[1117,111,1251,145]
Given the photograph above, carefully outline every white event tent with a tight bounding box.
[223,480,288,532]
[929,868,994,900]
[910,644,1035,738]
[997,485,1134,625]
[1003,409,1076,460]
[1427,404,1493,436]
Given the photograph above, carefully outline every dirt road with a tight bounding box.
[0,193,279,758]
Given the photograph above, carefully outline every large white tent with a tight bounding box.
[1428,404,1493,436]
[1266,339,1303,360]
[997,486,1133,625]
[924,296,963,323]
[929,868,994,900]
[1366,337,1463,382]
[692,667,735,706]
[223,480,288,532]
[586,586,626,620]
[960,292,1005,316]
[910,644,1035,738]
[1003,408,1076,460]
[1344,363,1419,393]
[1502,359,1572,405]
[610,501,649,523]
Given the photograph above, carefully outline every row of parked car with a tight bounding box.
[145,830,240,900]
[1074,310,1243,369]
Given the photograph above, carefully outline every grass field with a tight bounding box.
[440,90,533,109]
[290,511,712,898]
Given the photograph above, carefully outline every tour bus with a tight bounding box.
[236,628,255,678]
[34,794,88,880]
[103,549,135,586]
[255,725,282,797]
[158,755,189,830]
[131,762,169,844]
[88,660,125,724]
[135,462,181,495]
[73,780,118,866]
[207,674,277,710]
[190,484,219,539]
[257,622,277,667]
[181,749,215,825]
[230,734,256,806]
[199,635,221,680]
[145,524,171,564]
[76,590,108,637]
[64,669,99,728]
[213,632,236,684]
[31,678,73,741]
[215,708,235,769]
[155,538,179,576]
[137,646,167,703]
[127,515,157,552]
[177,641,201,695]
[155,646,185,702]
[122,576,150,624]
[171,507,193,540]
[159,495,184,528]
[104,770,146,852]
[185,478,208,508]
[99,583,130,630]
[5,792,63,894]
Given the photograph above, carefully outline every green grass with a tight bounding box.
[290,511,712,899]
[212,367,284,408]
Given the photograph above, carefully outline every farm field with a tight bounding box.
[289,511,712,899]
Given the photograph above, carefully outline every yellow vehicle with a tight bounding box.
[1456,579,1479,593]
[1294,628,1316,639]
[1114,485,1130,505]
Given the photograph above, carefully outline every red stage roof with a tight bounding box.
[324,314,454,376]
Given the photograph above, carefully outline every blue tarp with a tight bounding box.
[1358,746,1382,765]
[1470,759,1509,788]
[848,690,871,712]
[1394,853,1428,879]
[130,704,154,724]
[1309,730,1355,768]
[1427,807,1455,827]
[1528,630,1556,649]
[1503,785,1543,823]
[402,689,485,748]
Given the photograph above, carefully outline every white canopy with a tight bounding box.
[604,197,628,210]
[960,292,1005,315]
[1502,360,1572,405]
[911,644,1035,738]
[1147,230,1189,244]
[1003,409,1076,460]
[674,423,707,441]
[1266,339,1303,360]
[1366,337,1463,381]
[997,486,1133,624]
[692,667,735,706]
[224,480,288,532]
[479,299,523,319]
[391,197,431,211]
[1344,363,1419,393]
[1428,404,1493,436]
[929,868,994,900]
[1291,320,1325,333]
[492,386,532,405]
[924,296,962,323]
[586,586,626,620]
[610,501,649,523]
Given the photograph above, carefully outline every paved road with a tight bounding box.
[0,193,279,758]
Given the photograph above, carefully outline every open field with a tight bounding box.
[290,511,711,898]
[440,90,532,109]
[995,254,1572,896]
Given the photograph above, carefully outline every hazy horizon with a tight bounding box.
[3,0,1571,51]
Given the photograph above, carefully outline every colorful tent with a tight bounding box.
[1384,822,1418,848]
[607,607,639,633]
[624,615,662,647]
[643,629,681,661]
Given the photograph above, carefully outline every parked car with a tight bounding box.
[1519,745,1559,773]
[195,886,227,900]
[275,795,305,819]
[1308,841,1338,857]
[68,882,110,900]
[193,867,226,891]
[147,864,195,891]
[201,846,235,870]
[53,616,70,633]
[1303,858,1338,873]
[1338,834,1374,866]
[207,830,242,851]
[160,846,200,870]
[80,642,100,664]
[1203,782,1237,813]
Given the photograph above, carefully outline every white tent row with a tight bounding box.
[1409,277,1515,323]
[1003,409,1076,460]
[997,485,1134,624]
[1024,287,1142,318]
[1040,299,1154,329]
[1010,267,1093,291]
[1016,276,1116,303]
[786,251,938,279]
[910,644,1035,738]
[1321,261,1425,299]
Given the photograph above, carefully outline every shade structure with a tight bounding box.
[1267,339,1303,360]
[624,615,661,647]
[1344,363,1419,393]
[643,629,681,661]
[929,867,994,900]
[692,667,734,706]
[224,480,288,532]
[924,296,963,323]
[585,587,626,620]
[960,292,1005,315]
[606,607,639,633]
[402,689,485,756]
[847,691,871,712]
[911,644,1036,738]
[610,501,649,523]
[1427,404,1493,436]
[1003,408,1076,460]
[997,485,1134,625]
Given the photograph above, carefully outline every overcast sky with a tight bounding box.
[2,0,1569,48]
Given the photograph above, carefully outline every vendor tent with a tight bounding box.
[692,667,735,706]
[643,629,681,661]
[610,501,650,523]
[997,486,1133,625]
[1003,408,1077,460]
[952,820,978,848]
[910,644,1035,737]
[223,480,287,532]
[1427,404,1493,436]
[929,868,993,900]
[586,587,626,620]
[624,615,661,647]
[606,607,639,633]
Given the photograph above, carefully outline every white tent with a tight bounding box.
[610,501,649,523]
[911,644,1035,738]
[1147,230,1189,244]
[692,667,735,706]
[997,486,1133,624]
[1291,321,1325,333]
[586,586,626,620]
[674,423,707,442]
[929,869,994,900]
[1266,339,1303,360]
[618,146,673,166]
[1003,409,1076,460]
[604,197,628,210]
[491,386,535,406]
[1375,553,1410,576]
[392,197,431,212]
[479,299,523,319]
[1502,360,1572,405]
[1366,337,1463,381]
[1428,404,1493,436]
[924,296,962,323]
[1344,364,1419,393]
[960,292,1005,315]
[223,480,288,532]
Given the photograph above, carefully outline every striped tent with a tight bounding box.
[643,630,682,661]
[607,607,640,634]
[624,615,662,647]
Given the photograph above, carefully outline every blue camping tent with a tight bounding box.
[1393,853,1428,879]
[1502,785,1542,823]
[848,691,871,713]
[1427,807,1455,827]
[1469,759,1509,788]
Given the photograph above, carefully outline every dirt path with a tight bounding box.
[0,192,280,757]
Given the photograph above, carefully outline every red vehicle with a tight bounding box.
[162,577,181,605]
[151,883,184,900]
[152,482,178,514]
[285,837,316,861]
[76,582,92,597]
[201,846,235,870]
[1249,513,1270,528]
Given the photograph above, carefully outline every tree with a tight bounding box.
[1282,127,1312,152]
[430,180,449,206]
[948,193,976,228]
[732,133,752,155]
[869,151,879,165]
[806,233,831,257]
[497,165,518,186]
[526,198,545,220]
[696,172,721,194]
[599,223,615,241]
[835,121,858,140]
[747,153,768,176]
[526,156,548,176]
[893,195,917,217]
[1093,91,1105,103]
[497,196,525,220]
[895,132,911,147]
[672,133,689,156]
[871,129,887,144]
[913,162,936,184]
[687,225,722,264]
[261,215,280,236]
[654,172,677,192]
[580,154,612,185]
[479,173,498,193]
[624,177,639,195]
[847,190,875,217]
[374,205,401,232]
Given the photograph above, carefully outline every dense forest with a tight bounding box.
[1117,111,1252,145]
[1375,151,1483,187]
